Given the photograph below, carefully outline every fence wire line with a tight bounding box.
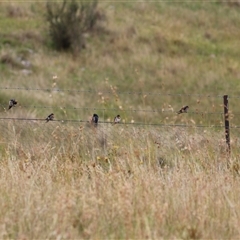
[0,104,227,115]
[0,87,228,98]
[0,117,229,128]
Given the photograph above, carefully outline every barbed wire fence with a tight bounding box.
[1,87,239,153]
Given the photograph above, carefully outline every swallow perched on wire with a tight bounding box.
[91,113,99,127]
[8,99,17,110]
[45,113,54,123]
[113,115,121,124]
[177,106,189,114]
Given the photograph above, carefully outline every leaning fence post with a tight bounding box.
[223,95,230,153]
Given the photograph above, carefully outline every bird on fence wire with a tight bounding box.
[91,113,99,127]
[177,105,189,114]
[8,99,18,110]
[113,114,121,125]
[45,113,54,123]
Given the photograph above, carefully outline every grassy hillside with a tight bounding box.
[1,1,240,239]
[1,1,240,124]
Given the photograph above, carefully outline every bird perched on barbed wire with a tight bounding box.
[177,105,189,114]
[91,113,99,127]
[113,114,121,124]
[8,99,17,110]
[45,113,54,123]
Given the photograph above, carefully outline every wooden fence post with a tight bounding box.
[223,95,230,153]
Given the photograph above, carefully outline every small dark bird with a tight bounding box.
[45,113,54,123]
[177,106,189,114]
[8,99,17,110]
[91,113,99,127]
[113,115,121,124]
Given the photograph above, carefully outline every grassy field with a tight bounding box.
[1,0,240,124]
[1,0,240,239]
[1,121,240,239]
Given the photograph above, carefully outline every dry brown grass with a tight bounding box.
[0,120,240,239]
[1,1,240,238]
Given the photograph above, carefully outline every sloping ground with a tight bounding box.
[0,1,240,125]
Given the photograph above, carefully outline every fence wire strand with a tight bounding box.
[0,117,230,128]
[0,103,228,115]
